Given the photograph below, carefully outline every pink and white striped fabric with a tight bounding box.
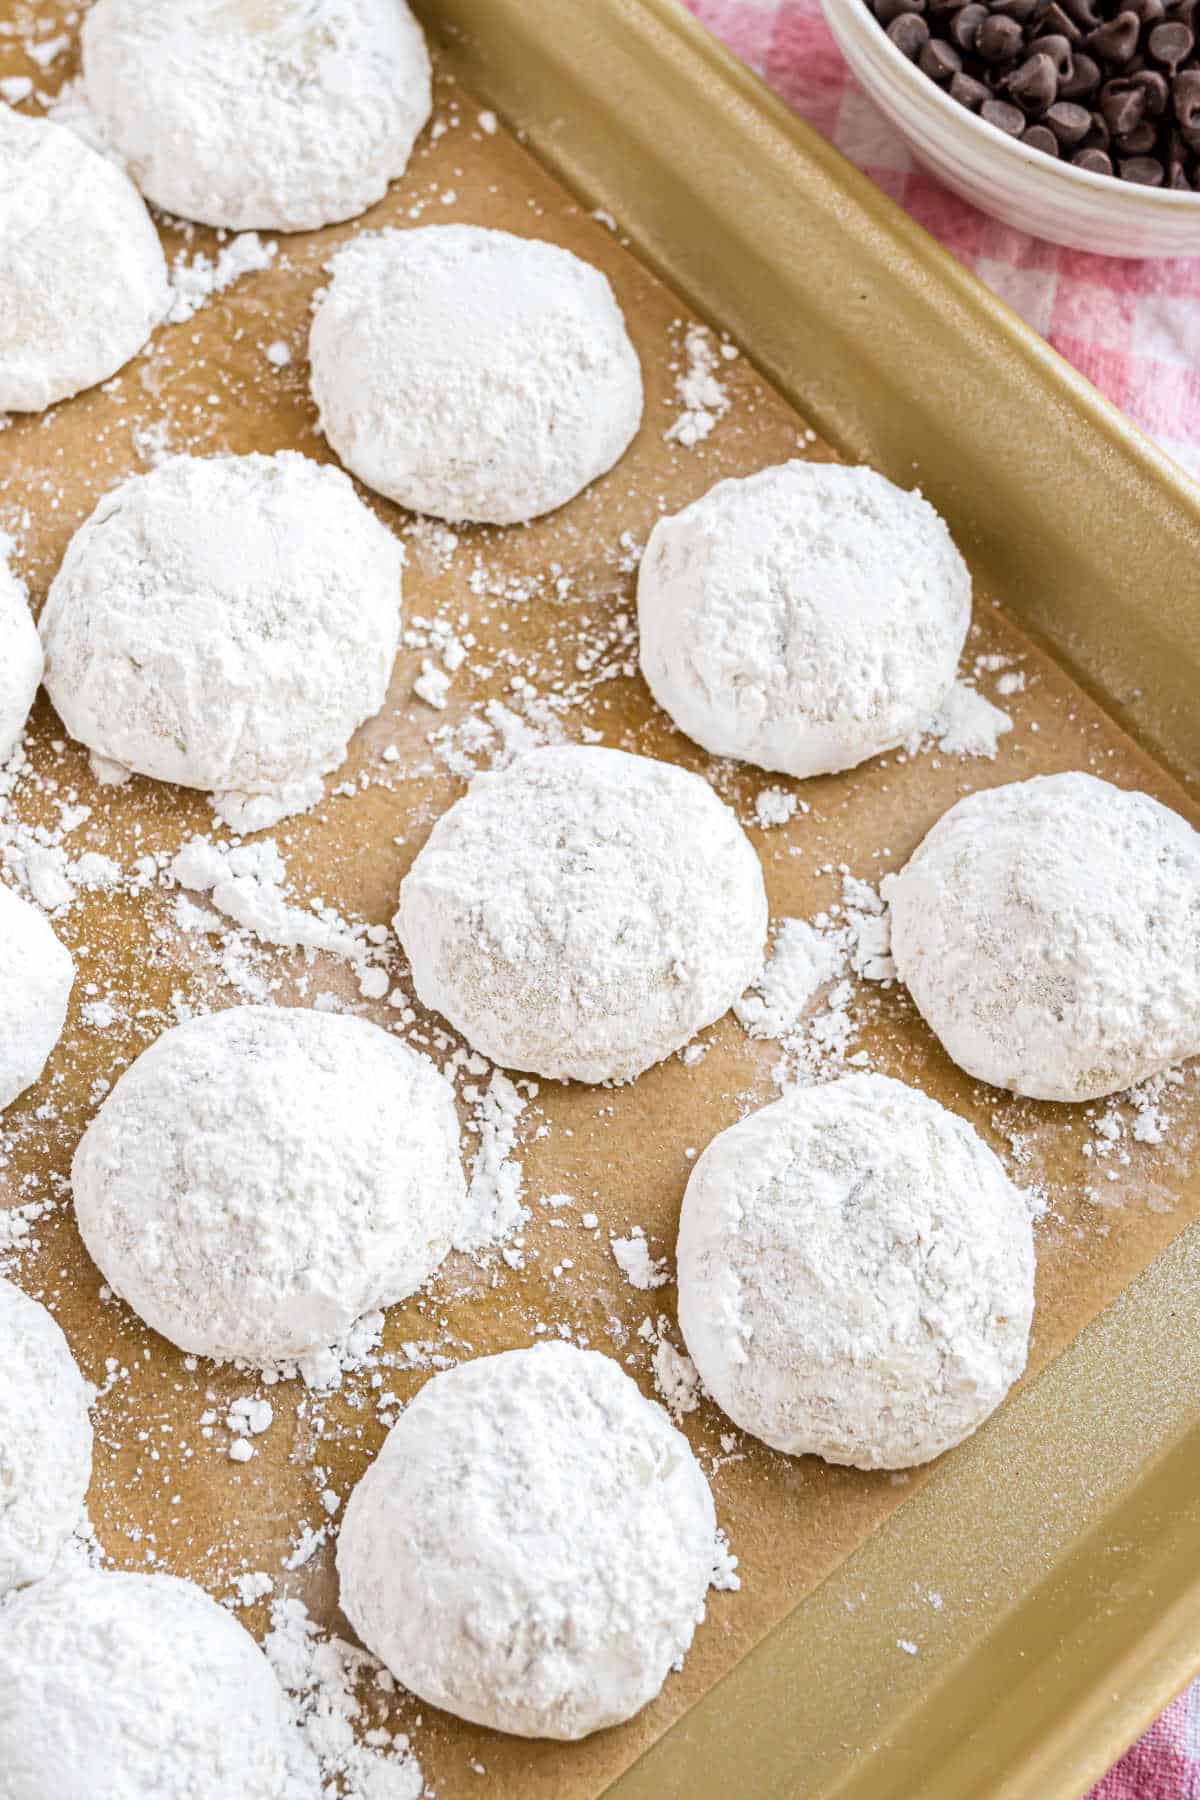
[683,0,1200,481]
[680,2,1200,1790]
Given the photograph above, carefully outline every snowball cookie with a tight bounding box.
[638,461,971,778]
[396,745,767,1083]
[677,1073,1035,1469]
[0,109,168,415]
[0,1280,92,1596]
[338,1341,716,1739]
[0,562,41,765]
[82,0,431,232]
[0,884,74,1114]
[0,1569,303,1799]
[884,771,1200,1102]
[40,452,402,827]
[310,225,644,523]
[71,1006,464,1363]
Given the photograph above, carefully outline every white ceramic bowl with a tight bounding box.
[820,0,1200,257]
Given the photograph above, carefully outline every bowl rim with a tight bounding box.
[822,0,1200,214]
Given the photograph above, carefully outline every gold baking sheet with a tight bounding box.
[2,4,1200,1798]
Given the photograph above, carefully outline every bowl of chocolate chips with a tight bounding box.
[822,0,1200,253]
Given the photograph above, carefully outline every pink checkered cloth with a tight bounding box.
[681,1,1200,1791]
[684,0,1200,480]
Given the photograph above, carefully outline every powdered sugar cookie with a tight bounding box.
[310,225,643,523]
[637,461,970,778]
[0,1279,92,1596]
[0,109,168,413]
[677,1073,1035,1469]
[338,1342,717,1739]
[0,883,73,1114]
[82,0,432,232]
[39,453,402,829]
[0,561,41,765]
[885,771,1200,1102]
[395,745,767,1083]
[71,1006,464,1364]
[0,1569,305,1798]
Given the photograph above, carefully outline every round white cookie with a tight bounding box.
[637,461,971,778]
[0,108,168,413]
[395,745,767,1083]
[310,225,644,523]
[0,562,41,766]
[0,883,74,1113]
[0,1279,92,1596]
[676,1073,1035,1470]
[0,1570,303,1799]
[82,0,431,232]
[885,771,1200,1102]
[71,1006,464,1363]
[40,453,402,828]
[338,1341,717,1739]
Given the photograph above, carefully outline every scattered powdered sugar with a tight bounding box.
[735,875,894,1087]
[456,1070,532,1252]
[264,1597,426,1800]
[753,786,801,829]
[920,679,1012,760]
[664,324,734,448]
[164,233,278,326]
[609,1227,670,1290]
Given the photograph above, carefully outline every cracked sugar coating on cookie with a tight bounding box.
[0,109,168,413]
[71,1006,464,1363]
[637,461,970,778]
[310,225,644,523]
[337,1341,717,1739]
[0,563,41,766]
[0,1569,308,1799]
[0,1279,92,1596]
[676,1073,1035,1470]
[39,453,402,825]
[885,772,1200,1103]
[82,0,431,232]
[0,884,74,1114]
[395,745,767,1084]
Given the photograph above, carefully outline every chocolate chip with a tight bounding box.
[1034,30,1076,74]
[928,0,969,13]
[951,1,989,45]
[1072,144,1115,169]
[1034,1,1082,37]
[991,0,1042,18]
[1045,96,1094,137]
[920,35,964,75]
[888,11,932,52]
[1086,107,1112,143]
[1062,0,1103,24]
[1132,68,1170,111]
[1059,49,1102,94]
[1116,117,1160,147]
[1149,18,1195,68]
[1007,50,1059,104]
[1087,12,1141,61]
[1169,159,1193,181]
[1023,121,1063,148]
[1100,76,1146,133]
[874,0,928,23]
[1126,0,1166,24]
[1120,151,1167,175]
[950,68,993,104]
[981,94,1029,128]
[1173,65,1200,126]
[977,11,1026,53]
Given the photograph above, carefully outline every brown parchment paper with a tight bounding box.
[1,14,1199,1800]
